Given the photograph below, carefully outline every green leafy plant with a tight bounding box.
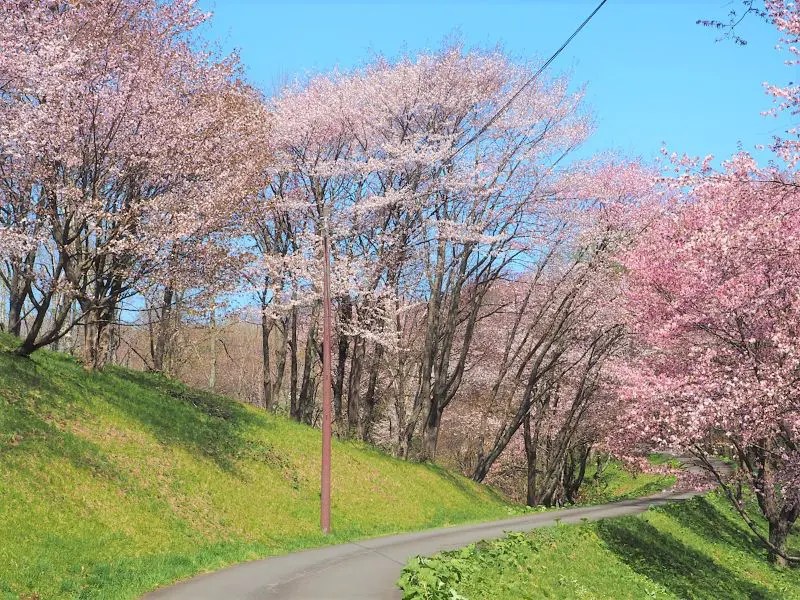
[398,493,800,599]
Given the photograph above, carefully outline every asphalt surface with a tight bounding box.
[143,488,697,600]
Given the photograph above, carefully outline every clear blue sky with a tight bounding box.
[196,0,797,165]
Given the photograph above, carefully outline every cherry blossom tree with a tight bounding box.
[455,160,654,484]
[247,47,591,454]
[619,154,800,564]
[0,0,268,367]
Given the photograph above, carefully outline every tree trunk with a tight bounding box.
[769,519,791,566]
[7,284,24,337]
[524,411,539,506]
[82,303,114,370]
[7,251,34,337]
[333,331,348,426]
[297,303,320,425]
[105,313,117,365]
[421,402,443,461]
[151,286,174,372]
[472,378,543,482]
[361,343,383,442]
[347,338,363,436]
[273,316,288,401]
[208,308,217,391]
[261,308,275,411]
[289,306,300,420]
[564,446,590,504]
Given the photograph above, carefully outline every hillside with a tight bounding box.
[0,338,513,600]
[399,493,800,599]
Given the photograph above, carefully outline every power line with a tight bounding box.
[451,0,609,159]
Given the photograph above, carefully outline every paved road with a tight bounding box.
[143,488,697,600]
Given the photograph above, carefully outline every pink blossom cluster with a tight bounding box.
[245,46,591,347]
[617,153,800,543]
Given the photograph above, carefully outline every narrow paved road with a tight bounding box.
[143,488,697,600]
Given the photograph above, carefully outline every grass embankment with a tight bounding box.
[398,492,800,599]
[576,456,676,505]
[0,338,513,600]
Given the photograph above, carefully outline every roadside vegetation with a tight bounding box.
[398,493,800,600]
[0,339,512,600]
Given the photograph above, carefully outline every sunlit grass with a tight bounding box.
[0,336,512,600]
[399,492,800,599]
[576,455,676,505]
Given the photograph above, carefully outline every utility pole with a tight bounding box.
[320,222,332,534]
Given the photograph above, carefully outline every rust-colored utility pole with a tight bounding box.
[320,225,332,534]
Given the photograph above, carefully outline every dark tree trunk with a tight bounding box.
[472,374,544,482]
[15,264,72,358]
[6,251,35,337]
[333,329,348,425]
[564,446,591,504]
[297,304,320,425]
[7,285,24,337]
[273,316,288,402]
[524,411,539,507]
[150,286,174,372]
[289,306,300,420]
[421,402,443,460]
[82,302,116,370]
[361,343,384,442]
[769,519,791,567]
[261,308,275,411]
[752,440,800,566]
[347,338,364,436]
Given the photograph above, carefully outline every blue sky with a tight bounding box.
[196,0,797,165]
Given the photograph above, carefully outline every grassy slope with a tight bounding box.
[399,493,800,599]
[0,340,514,600]
[576,457,676,505]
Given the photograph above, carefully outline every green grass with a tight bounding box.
[646,452,683,469]
[576,456,676,505]
[0,337,515,600]
[398,492,800,599]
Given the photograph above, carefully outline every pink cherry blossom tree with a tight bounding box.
[459,160,654,486]
[763,0,800,164]
[620,154,800,564]
[0,0,268,368]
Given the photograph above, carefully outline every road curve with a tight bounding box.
[143,488,697,600]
